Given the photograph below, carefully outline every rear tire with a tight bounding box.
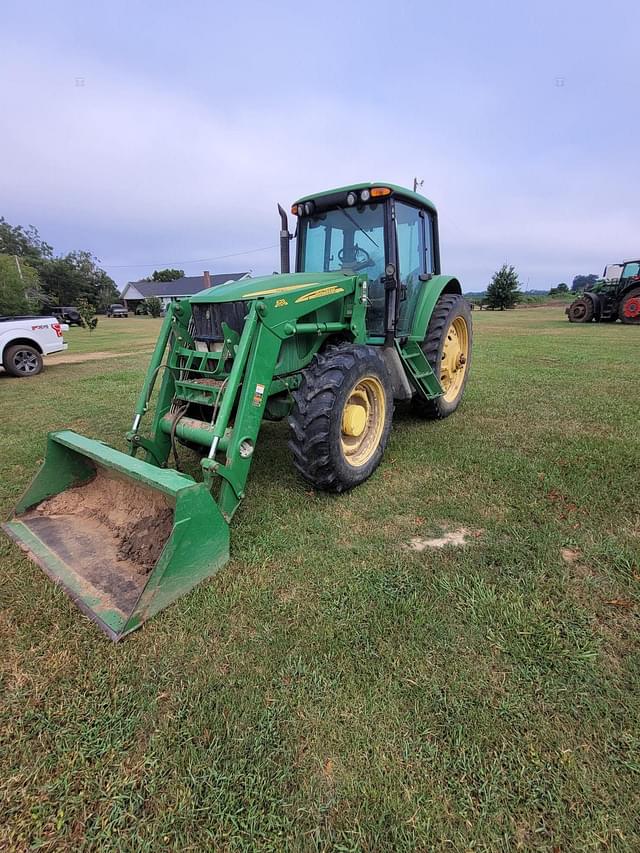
[619,288,640,324]
[288,343,393,492]
[413,294,472,419]
[567,297,595,323]
[3,344,43,377]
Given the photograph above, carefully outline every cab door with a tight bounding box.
[395,201,433,335]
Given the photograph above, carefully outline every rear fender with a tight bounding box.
[0,335,43,362]
[408,275,462,342]
[620,279,640,298]
[583,290,602,318]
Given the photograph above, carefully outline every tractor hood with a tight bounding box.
[190,272,355,304]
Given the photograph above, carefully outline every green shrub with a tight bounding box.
[144,296,162,318]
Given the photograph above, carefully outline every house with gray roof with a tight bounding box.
[121,271,249,312]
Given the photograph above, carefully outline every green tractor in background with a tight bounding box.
[4,182,472,639]
[567,259,640,323]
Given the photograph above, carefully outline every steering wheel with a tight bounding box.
[338,245,372,271]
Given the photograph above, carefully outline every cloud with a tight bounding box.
[0,40,637,290]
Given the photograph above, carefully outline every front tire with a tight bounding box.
[3,344,43,377]
[288,343,393,492]
[567,297,595,323]
[413,294,472,419]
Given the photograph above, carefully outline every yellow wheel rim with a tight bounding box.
[340,376,386,467]
[440,316,469,403]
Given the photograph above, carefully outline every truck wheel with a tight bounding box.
[413,294,472,419]
[619,288,640,324]
[3,344,43,377]
[288,343,393,492]
[567,297,594,323]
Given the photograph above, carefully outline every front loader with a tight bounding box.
[4,182,472,639]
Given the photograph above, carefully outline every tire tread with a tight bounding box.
[288,343,391,492]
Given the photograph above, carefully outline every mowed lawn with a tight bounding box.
[1,309,638,851]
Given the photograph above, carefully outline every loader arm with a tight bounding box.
[129,274,365,522]
[3,276,362,639]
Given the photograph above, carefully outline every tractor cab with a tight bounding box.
[602,263,624,282]
[287,183,440,341]
[619,260,640,287]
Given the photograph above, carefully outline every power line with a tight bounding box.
[102,243,279,270]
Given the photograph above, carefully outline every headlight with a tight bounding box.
[304,201,314,215]
[346,191,357,206]
[360,189,371,202]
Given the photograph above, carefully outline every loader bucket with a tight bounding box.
[3,430,229,640]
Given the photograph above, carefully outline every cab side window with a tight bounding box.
[424,212,435,274]
[396,202,426,334]
[622,262,640,280]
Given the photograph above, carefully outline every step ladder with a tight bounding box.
[396,340,443,400]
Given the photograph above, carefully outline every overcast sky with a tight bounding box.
[1,0,638,292]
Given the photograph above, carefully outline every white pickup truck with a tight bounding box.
[0,315,69,377]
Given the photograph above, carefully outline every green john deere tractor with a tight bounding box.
[567,259,640,323]
[4,182,472,639]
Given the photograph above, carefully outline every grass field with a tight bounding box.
[1,310,639,851]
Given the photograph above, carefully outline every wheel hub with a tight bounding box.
[623,297,640,319]
[342,402,367,437]
[440,317,470,403]
[340,377,386,467]
[14,350,39,374]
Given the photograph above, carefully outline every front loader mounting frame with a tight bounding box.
[128,272,372,521]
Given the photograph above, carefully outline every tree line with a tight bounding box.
[472,266,601,310]
[0,217,119,316]
[1,213,603,316]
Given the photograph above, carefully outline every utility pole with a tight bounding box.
[413,177,424,193]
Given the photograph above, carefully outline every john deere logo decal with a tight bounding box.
[244,282,320,299]
[295,286,345,303]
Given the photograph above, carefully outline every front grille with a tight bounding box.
[192,301,247,342]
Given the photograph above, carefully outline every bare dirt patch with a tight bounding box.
[48,351,117,364]
[36,467,173,571]
[561,547,581,564]
[47,350,153,365]
[407,527,478,551]
[277,585,300,604]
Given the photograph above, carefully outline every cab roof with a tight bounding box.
[294,182,437,214]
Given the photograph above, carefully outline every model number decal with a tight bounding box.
[295,286,344,303]
[244,282,320,299]
[31,324,48,330]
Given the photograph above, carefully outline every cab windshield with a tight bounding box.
[298,204,386,280]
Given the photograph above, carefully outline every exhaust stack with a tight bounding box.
[277,203,291,274]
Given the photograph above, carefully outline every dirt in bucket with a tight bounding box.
[36,467,174,572]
